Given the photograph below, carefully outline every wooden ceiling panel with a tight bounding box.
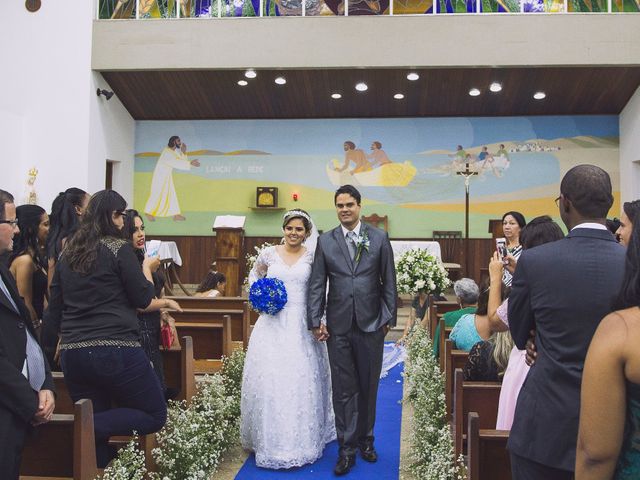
[101,67,640,120]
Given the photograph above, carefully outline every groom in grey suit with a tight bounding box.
[307,185,397,476]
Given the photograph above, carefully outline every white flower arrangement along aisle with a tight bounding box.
[404,325,466,480]
[395,248,451,297]
[97,349,245,480]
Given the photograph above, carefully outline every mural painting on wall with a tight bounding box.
[134,116,619,238]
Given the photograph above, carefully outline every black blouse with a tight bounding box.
[463,341,501,382]
[47,237,155,345]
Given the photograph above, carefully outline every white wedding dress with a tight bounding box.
[241,246,336,469]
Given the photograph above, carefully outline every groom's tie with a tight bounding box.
[346,231,357,261]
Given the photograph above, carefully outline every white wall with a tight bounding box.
[89,71,136,202]
[0,2,135,210]
[620,86,640,205]
[93,15,640,70]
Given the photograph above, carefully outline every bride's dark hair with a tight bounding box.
[62,190,127,274]
[282,209,312,234]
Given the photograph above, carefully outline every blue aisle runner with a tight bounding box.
[235,361,404,479]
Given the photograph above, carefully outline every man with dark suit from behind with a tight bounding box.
[507,165,626,479]
[0,189,55,479]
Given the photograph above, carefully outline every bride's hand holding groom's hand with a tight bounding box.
[312,324,330,342]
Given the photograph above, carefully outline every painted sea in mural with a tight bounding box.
[134,116,619,237]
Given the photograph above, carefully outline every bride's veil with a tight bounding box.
[304,217,319,256]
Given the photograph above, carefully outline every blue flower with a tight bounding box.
[248,277,288,315]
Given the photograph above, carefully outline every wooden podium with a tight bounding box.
[212,227,244,297]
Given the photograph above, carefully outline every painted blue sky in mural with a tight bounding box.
[135,116,616,204]
[136,116,617,155]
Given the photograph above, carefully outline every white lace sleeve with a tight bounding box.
[248,247,271,287]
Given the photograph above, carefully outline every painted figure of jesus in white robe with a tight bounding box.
[144,136,200,221]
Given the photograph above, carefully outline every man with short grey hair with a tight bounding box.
[0,189,55,479]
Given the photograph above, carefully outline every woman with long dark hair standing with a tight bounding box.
[9,204,49,331]
[46,190,166,467]
[42,188,89,365]
[46,187,89,288]
[122,209,181,395]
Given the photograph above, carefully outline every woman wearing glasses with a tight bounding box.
[45,190,166,467]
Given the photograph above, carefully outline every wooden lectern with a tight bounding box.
[488,219,503,239]
[212,227,244,297]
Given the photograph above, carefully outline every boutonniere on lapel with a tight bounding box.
[353,229,370,263]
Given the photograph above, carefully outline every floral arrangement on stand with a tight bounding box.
[248,277,288,315]
[243,242,274,292]
[396,248,451,296]
[97,349,245,480]
[404,325,466,479]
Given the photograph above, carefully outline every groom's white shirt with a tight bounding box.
[341,221,362,238]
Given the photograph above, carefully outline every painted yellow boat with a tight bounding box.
[326,159,417,187]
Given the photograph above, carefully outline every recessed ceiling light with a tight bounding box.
[533,91,546,100]
[489,82,502,92]
[245,69,257,79]
[394,93,405,100]
[237,80,248,86]
[331,93,342,99]
[469,88,481,97]
[355,82,368,92]
[275,77,286,85]
[407,73,420,81]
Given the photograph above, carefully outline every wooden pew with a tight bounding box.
[167,296,256,341]
[437,318,453,373]
[452,368,501,457]
[170,307,247,351]
[428,298,459,338]
[444,339,469,417]
[174,314,232,374]
[467,412,511,480]
[161,335,197,404]
[21,399,98,480]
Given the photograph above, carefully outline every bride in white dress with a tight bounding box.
[241,209,336,469]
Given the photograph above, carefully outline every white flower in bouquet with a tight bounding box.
[395,248,451,296]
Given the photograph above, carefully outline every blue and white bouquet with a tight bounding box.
[248,277,288,315]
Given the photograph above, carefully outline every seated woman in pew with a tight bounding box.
[123,209,182,398]
[45,190,167,467]
[449,278,498,352]
[194,270,227,298]
[463,331,513,382]
[432,278,479,358]
[576,211,640,480]
[487,215,564,430]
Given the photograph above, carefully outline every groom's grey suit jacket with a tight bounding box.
[307,224,397,335]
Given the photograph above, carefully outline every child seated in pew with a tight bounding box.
[194,271,227,298]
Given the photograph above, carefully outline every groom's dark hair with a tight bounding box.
[334,185,361,205]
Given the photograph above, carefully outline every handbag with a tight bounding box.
[160,312,181,350]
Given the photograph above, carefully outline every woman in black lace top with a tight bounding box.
[463,330,514,382]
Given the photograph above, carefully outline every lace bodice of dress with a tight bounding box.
[249,246,314,307]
